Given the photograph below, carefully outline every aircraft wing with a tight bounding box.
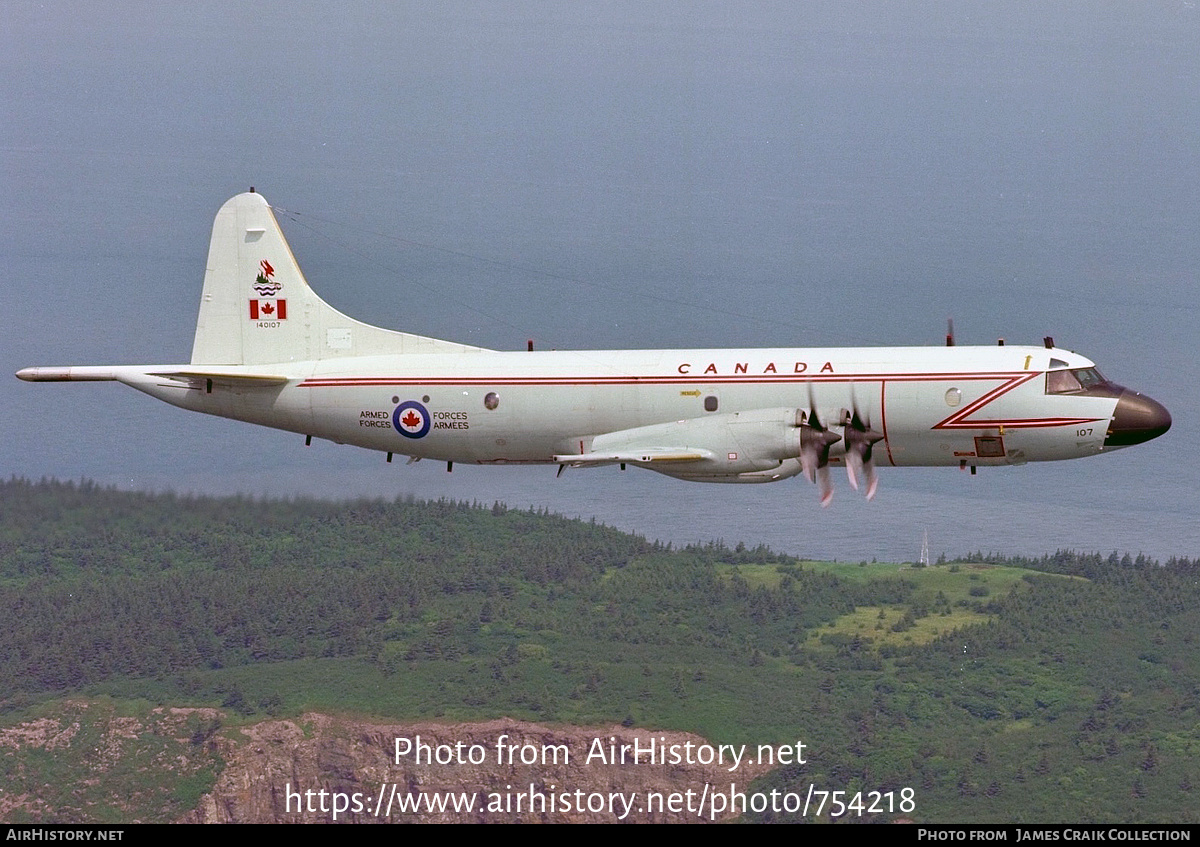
[553,447,713,467]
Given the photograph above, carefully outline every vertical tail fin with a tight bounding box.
[190,191,484,365]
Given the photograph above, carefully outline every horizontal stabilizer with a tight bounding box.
[16,365,289,388]
[148,370,290,386]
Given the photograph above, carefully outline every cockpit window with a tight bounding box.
[1046,369,1082,393]
[1075,367,1106,389]
[1046,367,1106,395]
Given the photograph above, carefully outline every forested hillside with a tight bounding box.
[2,478,1197,823]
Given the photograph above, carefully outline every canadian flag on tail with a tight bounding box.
[249,299,287,320]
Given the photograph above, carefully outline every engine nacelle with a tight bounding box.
[658,457,807,484]
[589,407,805,481]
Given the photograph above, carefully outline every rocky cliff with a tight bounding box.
[2,703,775,823]
[186,714,774,823]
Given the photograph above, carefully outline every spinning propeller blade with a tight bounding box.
[799,386,842,507]
[842,402,884,501]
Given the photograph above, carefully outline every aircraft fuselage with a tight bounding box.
[108,343,1141,474]
[17,191,1170,497]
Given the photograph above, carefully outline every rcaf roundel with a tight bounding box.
[393,400,431,438]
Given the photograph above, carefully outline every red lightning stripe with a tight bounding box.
[929,372,1100,430]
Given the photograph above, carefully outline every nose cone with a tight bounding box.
[1105,390,1171,447]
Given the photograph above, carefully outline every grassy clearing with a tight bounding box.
[808,604,986,648]
[792,560,1078,649]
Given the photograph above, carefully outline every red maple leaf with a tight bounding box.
[401,410,422,429]
[260,302,274,315]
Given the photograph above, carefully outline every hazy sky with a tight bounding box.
[4,2,1197,561]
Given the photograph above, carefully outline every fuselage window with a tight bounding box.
[704,395,719,412]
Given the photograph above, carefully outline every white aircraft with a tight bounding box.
[17,191,1171,504]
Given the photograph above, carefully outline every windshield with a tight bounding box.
[1046,367,1107,395]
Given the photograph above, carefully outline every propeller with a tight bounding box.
[842,402,885,501]
[798,389,842,507]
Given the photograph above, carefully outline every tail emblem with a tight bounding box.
[249,258,287,322]
[252,259,283,296]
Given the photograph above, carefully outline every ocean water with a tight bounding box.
[3,2,1197,562]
